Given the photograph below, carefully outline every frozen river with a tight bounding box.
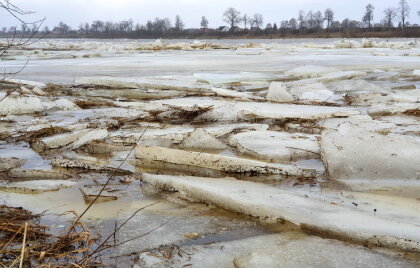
[2,38,420,84]
[0,38,419,267]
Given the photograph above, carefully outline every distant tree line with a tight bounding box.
[1,0,420,39]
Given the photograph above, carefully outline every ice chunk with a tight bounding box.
[70,129,108,149]
[8,168,70,180]
[326,80,390,94]
[194,72,277,85]
[137,234,416,268]
[0,94,44,115]
[211,87,260,100]
[333,39,362,48]
[320,116,395,134]
[233,236,416,268]
[229,131,319,162]
[156,98,361,120]
[368,103,420,116]
[31,87,46,96]
[320,122,420,180]
[152,39,163,48]
[194,103,243,122]
[300,89,343,104]
[318,71,367,82]
[0,158,26,172]
[285,65,339,78]
[179,128,227,150]
[0,180,76,193]
[7,79,46,88]
[32,129,108,151]
[237,102,360,120]
[142,174,420,252]
[52,159,130,174]
[136,146,315,177]
[0,94,79,115]
[74,88,186,100]
[266,82,294,103]
[267,80,343,104]
[75,76,213,93]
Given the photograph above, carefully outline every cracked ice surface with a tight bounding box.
[1,38,420,266]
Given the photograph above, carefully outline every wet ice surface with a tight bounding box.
[0,38,419,267]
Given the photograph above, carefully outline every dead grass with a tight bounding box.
[404,109,420,117]
[0,205,100,267]
[74,99,115,109]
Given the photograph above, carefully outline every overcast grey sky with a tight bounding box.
[2,0,420,29]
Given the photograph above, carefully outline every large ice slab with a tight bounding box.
[32,129,108,151]
[136,146,315,177]
[320,122,420,180]
[229,131,320,162]
[194,72,277,85]
[233,236,416,268]
[155,98,361,121]
[0,93,79,115]
[266,81,343,104]
[137,234,417,268]
[142,174,420,252]
[75,76,213,93]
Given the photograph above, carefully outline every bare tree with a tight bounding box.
[0,0,45,81]
[363,4,375,29]
[398,0,410,29]
[280,20,289,29]
[297,10,306,29]
[313,11,324,29]
[383,7,397,28]
[324,8,334,29]
[242,14,249,29]
[175,15,184,31]
[289,18,298,30]
[223,7,242,31]
[252,14,264,29]
[200,16,209,28]
[305,11,315,29]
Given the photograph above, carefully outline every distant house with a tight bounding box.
[218,26,229,32]
[265,23,273,30]
[233,27,244,32]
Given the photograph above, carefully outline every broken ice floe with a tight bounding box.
[32,129,108,151]
[142,173,420,253]
[320,122,420,180]
[155,97,360,121]
[136,234,417,268]
[75,76,213,93]
[228,131,320,162]
[136,146,315,177]
[0,93,79,116]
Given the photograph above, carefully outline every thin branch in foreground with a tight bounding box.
[79,202,162,264]
[66,126,149,236]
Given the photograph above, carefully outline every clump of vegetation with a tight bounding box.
[0,205,99,267]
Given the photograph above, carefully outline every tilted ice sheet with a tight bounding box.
[320,122,420,180]
[154,97,360,120]
[142,174,420,252]
[228,131,320,162]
